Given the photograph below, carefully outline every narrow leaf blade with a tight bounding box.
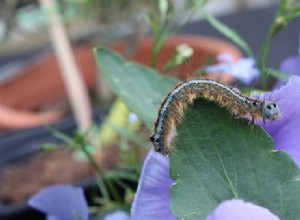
[203,11,253,57]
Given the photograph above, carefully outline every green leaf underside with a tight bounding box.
[170,99,300,220]
[94,47,177,130]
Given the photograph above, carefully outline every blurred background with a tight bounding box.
[0,0,278,131]
[0,0,298,219]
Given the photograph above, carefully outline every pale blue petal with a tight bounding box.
[104,211,130,220]
[131,148,177,220]
[205,55,259,85]
[28,185,88,220]
[206,199,280,220]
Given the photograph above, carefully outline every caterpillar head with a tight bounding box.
[262,101,280,121]
[150,134,161,152]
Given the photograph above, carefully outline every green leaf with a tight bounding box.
[264,68,290,82]
[170,99,300,220]
[94,47,178,129]
[202,11,253,57]
[46,126,77,147]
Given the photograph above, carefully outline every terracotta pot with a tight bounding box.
[0,46,97,130]
[111,35,242,82]
[0,35,242,131]
[0,46,96,110]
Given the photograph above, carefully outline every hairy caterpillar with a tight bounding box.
[150,79,280,155]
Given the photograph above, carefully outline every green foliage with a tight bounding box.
[145,0,207,67]
[169,100,300,220]
[264,68,290,82]
[202,1,300,88]
[94,47,177,130]
[258,0,300,72]
[95,47,300,219]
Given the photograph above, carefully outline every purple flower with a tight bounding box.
[28,185,131,220]
[28,185,88,220]
[131,75,300,219]
[103,211,130,220]
[205,53,260,85]
[275,33,300,88]
[206,199,279,220]
[280,56,300,76]
[131,148,175,220]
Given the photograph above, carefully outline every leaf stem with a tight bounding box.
[80,140,111,202]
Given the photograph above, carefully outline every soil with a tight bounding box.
[0,145,121,205]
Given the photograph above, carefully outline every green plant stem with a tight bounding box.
[258,0,300,89]
[258,21,279,70]
[151,30,167,68]
[150,39,159,68]
[80,142,111,202]
[150,3,202,68]
[258,6,286,89]
[106,179,123,204]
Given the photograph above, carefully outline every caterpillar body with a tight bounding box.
[150,79,280,155]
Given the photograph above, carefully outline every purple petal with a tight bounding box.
[275,32,300,88]
[230,57,259,84]
[205,55,259,85]
[280,56,300,76]
[298,31,300,55]
[275,56,300,88]
[28,185,88,220]
[104,211,130,220]
[131,148,176,220]
[205,63,229,73]
[257,75,300,168]
[216,53,233,63]
[205,199,279,220]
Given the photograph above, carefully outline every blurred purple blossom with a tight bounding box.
[206,199,279,220]
[28,185,88,220]
[131,75,300,219]
[128,112,138,124]
[280,56,300,77]
[131,148,175,220]
[205,53,260,85]
[28,185,131,220]
[103,211,130,220]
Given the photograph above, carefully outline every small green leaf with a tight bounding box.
[73,150,89,161]
[202,11,253,57]
[264,68,290,82]
[46,126,77,147]
[170,99,300,220]
[94,47,178,129]
[158,0,168,22]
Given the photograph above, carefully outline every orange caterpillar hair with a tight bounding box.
[150,79,280,155]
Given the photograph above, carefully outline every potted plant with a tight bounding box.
[0,0,248,219]
[25,1,300,219]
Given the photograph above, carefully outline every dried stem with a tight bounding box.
[38,0,92,131]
